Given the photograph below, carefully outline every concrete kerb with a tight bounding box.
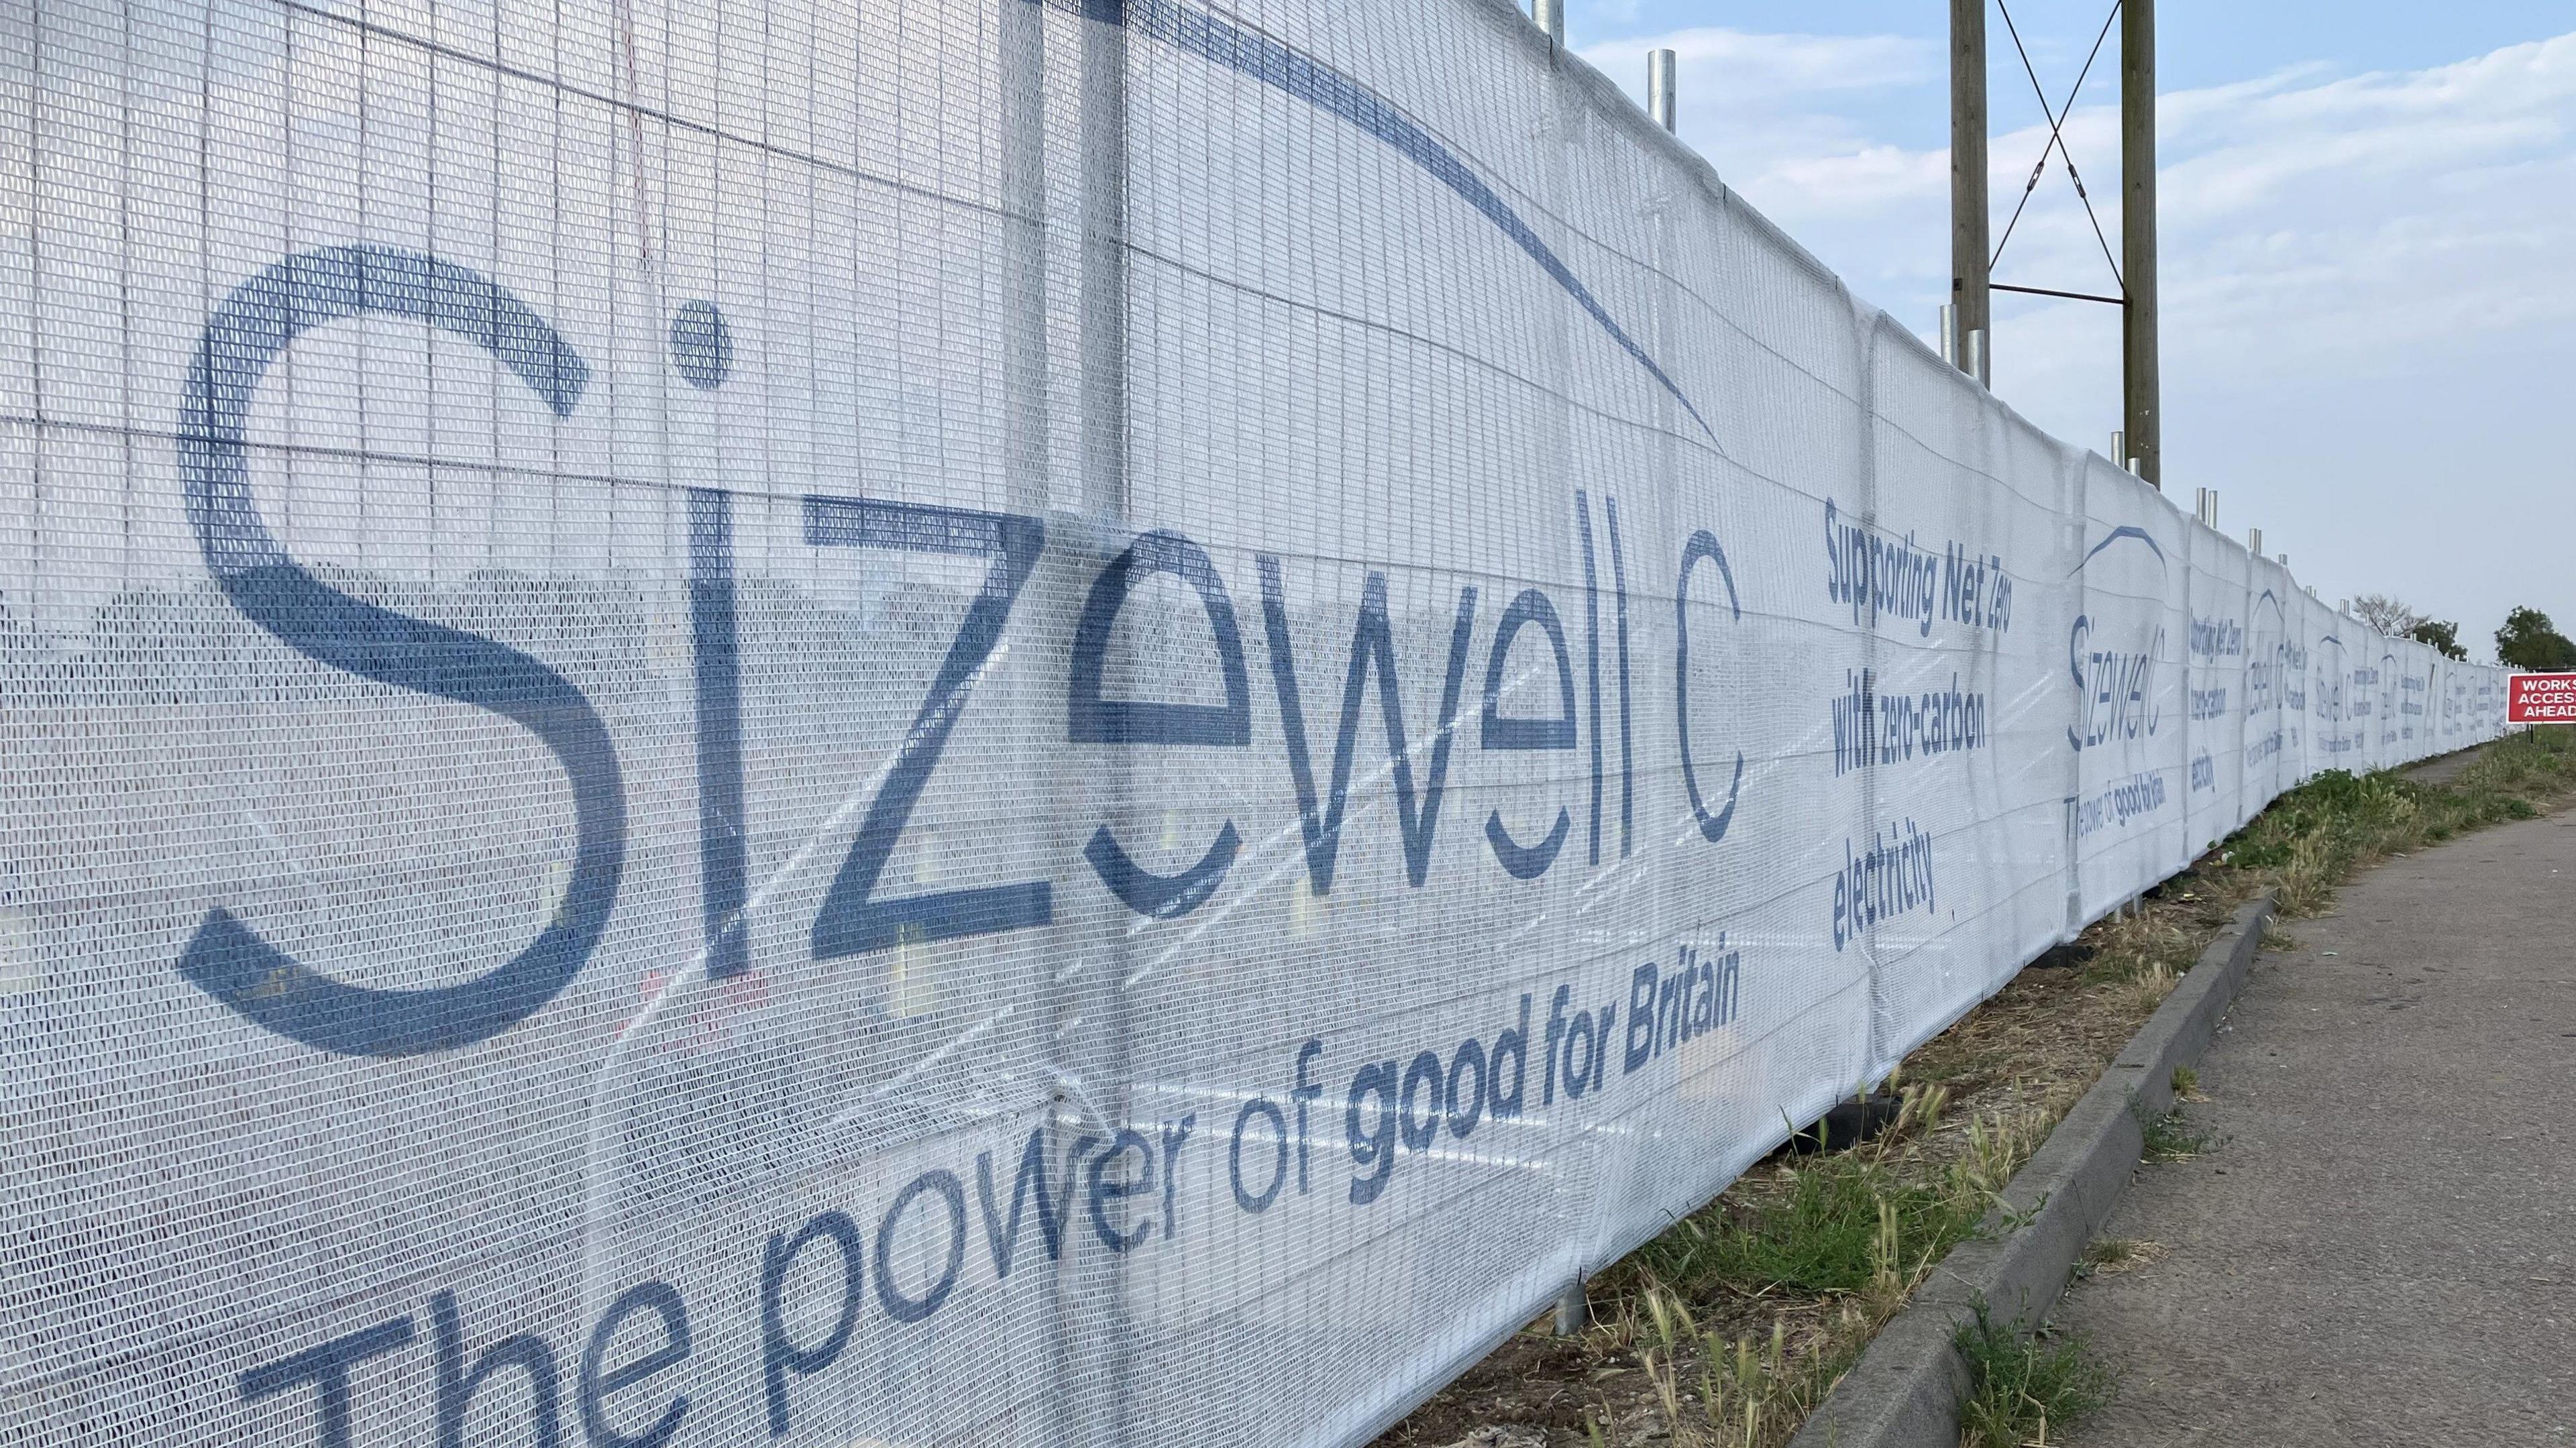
[1787,892,2277,1448]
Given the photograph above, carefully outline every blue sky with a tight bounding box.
[1567,1,2575,658]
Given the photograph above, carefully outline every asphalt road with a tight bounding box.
[2056,807,2576,1447]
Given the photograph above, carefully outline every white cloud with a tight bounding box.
[1562,21,2574,633]
[1572,26,1946,289]
[2026,38,2575,405]
[1760,144,1947,218]
[1617,25,2576,644]
[1576,27,1937,101]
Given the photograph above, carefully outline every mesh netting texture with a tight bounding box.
[0,0,2510,1444]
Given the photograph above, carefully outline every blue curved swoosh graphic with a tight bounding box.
[2254,588,2285,626]
[1047,0,1719,447]
[2071,524,2166,576]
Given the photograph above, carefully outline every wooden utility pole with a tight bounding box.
[2122,0,2159,487]
[1951,0,1989,381]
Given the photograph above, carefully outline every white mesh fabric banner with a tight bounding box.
[0,1,2511,1445]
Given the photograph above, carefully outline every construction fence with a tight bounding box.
[0,0,2510,1443]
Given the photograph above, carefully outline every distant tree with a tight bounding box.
[2349,593,2426,637]
[2406,618,2468,661]
[2496,606,2576,671]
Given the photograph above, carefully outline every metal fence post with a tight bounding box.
[1647,48,1676,130]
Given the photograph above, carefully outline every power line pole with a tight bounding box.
[1951,0,1990,382]
[2122,0,2159,488]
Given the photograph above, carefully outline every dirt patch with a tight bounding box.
[2399,740,2491,787]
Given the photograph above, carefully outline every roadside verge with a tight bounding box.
[1784,893,2276,1448]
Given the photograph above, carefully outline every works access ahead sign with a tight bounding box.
[2508,673,2576,722]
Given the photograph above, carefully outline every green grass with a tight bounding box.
[1619,1099,2038,1307]
[2133,1102,2212,1163]
[2216,728,2576,914]
[1629,1158,1969,1298]
[1585,1099,2049,1446]
[1955,1302,2117,1448]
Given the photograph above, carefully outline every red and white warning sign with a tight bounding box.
[2508,673,2576,722]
